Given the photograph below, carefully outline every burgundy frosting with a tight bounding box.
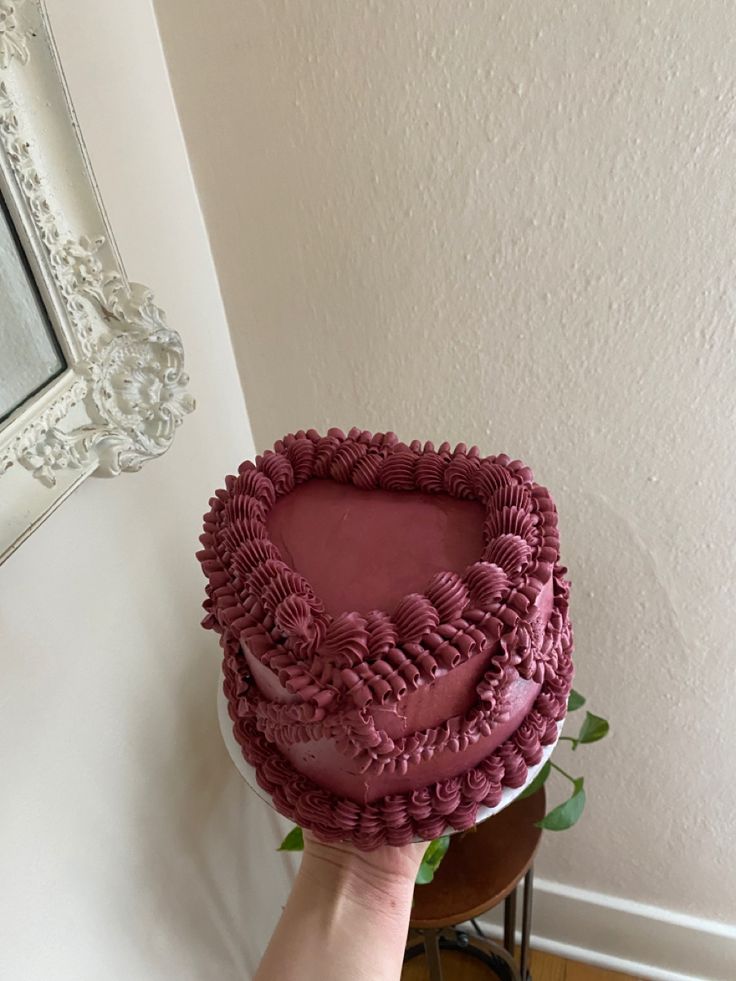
[197,427,574,849]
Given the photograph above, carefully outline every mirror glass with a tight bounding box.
[0,190,66,424]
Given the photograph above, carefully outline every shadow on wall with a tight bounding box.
[130,611,295,978]
[541,485,705,901]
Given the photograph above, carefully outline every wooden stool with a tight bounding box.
[404,788,545,981]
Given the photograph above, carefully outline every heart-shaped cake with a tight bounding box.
[198,428,574,848]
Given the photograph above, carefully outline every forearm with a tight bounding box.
[254,843,420,981]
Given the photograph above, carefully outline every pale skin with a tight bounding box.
[254,831,427,981]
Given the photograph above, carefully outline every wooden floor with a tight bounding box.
[402,947,639,980]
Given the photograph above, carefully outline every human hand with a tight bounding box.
[256,831,427,980]
[301,830,426,915]
[304,829,427,888]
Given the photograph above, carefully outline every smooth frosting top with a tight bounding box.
[266,479,485,615]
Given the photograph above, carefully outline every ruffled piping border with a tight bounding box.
[197,427,561,714]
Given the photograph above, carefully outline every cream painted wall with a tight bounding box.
[0,3,293,980]
[154,0,736,932]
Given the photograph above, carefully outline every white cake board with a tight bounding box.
[218,682,562,841]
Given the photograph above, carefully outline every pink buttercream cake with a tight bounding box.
[197,428,574,848]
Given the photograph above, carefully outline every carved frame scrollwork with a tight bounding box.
[0,1,194,562]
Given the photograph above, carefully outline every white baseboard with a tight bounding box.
[474,877,736,981]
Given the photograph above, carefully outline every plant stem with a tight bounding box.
[550,760,577,784]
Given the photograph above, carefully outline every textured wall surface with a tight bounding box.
[0,3,293,979]
[154,0,736,926]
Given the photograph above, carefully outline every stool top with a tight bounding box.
[409,787,545,928]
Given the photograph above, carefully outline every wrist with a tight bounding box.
[299,842,419,920]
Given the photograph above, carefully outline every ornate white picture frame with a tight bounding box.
[0,0,194,563]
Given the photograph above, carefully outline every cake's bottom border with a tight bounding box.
[221,640,573,850]
[218,679,563,843]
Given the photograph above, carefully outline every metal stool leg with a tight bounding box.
[520,866,534,979]
[423,928,444,981]
[503,885,517,957]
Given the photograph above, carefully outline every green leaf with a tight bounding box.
[415,835,451,885]
[424,834,450,862]
[536,779,586,831]
[422,834,450,869]
[415,862,437,885]
[567,689,586,712]
[518,760,551,800]
[572,711,610,749]
[278,825,304,851]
